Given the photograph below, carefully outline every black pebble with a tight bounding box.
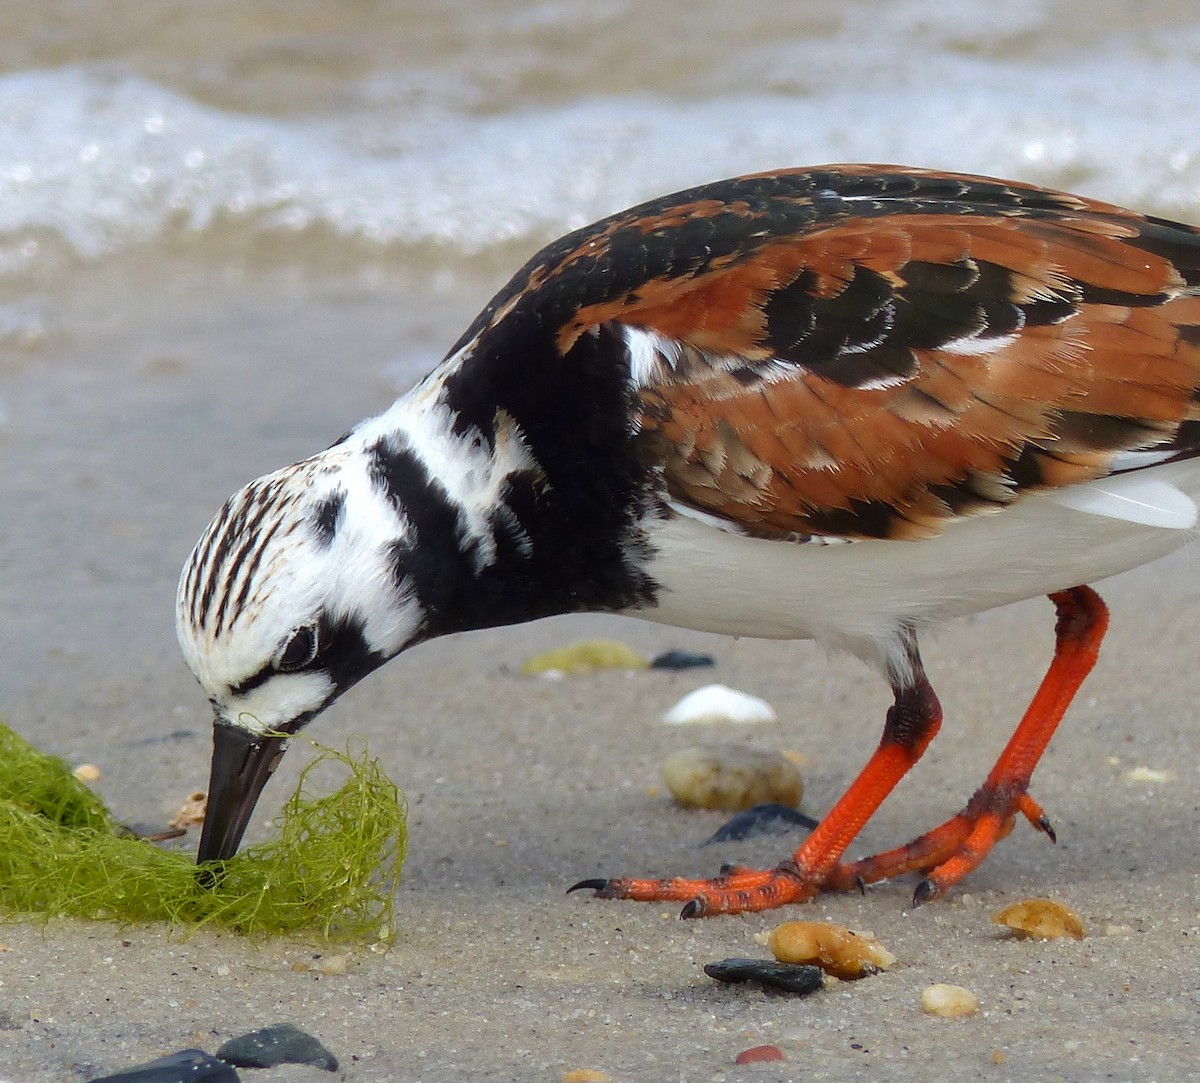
[649,649,716,670]
[704,802,819,844]
[216,1023,338,1071]
[703,957,824,996]
[85,1048,239,1083]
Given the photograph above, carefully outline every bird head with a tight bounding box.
[177,443,425,864]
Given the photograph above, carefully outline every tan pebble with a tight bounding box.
[768,920,895,979]
[315,955,350,975]
[72,764,102,784]
[1125,765,1171,783]
[560,1071,611,1082]
[169,791,208,830]
[921,983,978,1017]
[661,744,802,811]
[993,898,1084,940]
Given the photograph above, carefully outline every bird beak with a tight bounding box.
[196,721,289,864]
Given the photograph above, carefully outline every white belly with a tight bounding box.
[631,459,1200,660]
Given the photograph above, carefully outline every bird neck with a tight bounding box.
[360,319,662,638]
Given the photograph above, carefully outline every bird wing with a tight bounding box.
[515,165,1200,541]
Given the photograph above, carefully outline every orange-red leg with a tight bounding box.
[829,586,1107,903]
[570,627,945,916]
[571,587,1108,917]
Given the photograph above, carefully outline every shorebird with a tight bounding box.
[178,165,1200,916]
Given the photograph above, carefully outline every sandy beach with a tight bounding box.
[4,562,1200,1080]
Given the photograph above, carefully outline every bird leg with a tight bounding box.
[827,586,1108,904]
[571,627,946,916]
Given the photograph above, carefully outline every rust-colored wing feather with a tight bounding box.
[499,165,1200,540]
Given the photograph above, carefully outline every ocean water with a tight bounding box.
[3,0,1200,737]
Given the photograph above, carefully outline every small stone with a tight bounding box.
[705,803,818,843]
[735,1045,785,1064]
[921,983,979,1018]
[767,920,896,979]
[650,649,716,671]
[169,791,208,830]
[993,897,1085,940]
[85,1048,239,1082]
[560,1071,611,1082]
[216,1023,338,1071]
[662,745,802,811]
[663,684,776,725]
[521,640,648,676]
[73,763,102,784]
[315,954,350,975]
[703,957,824,996]
[1125,765,1171,783]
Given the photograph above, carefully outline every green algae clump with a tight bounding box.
[0,723,406,943]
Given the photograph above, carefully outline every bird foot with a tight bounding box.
[568,860,820,918]
[825,789,1057,905]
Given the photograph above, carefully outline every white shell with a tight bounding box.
[662,684,777,726]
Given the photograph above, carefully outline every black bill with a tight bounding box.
[196,721,289,864]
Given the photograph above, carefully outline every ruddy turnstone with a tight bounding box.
[178,165,1200,916]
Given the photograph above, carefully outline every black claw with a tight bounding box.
[912,879,939,907]
[855,876,867,896]
[680,898,704,920]
[1038,815,1058,844]
[567,878,609,896]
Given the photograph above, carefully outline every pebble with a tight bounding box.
[216,1024,338,1071]
[921,983,979,1018]
[993,897,1085,940]
[72,763,102,784]
[521,639,648,676]
[1125,765,1171,783]
[169,791,208,830]
[735,1045,786,1064]
[704,802,818,843]
[85,1048,239,1083]
[767,920,896,979]
[662,684,776,725]
[649,649,715,670]
[661,744,802,811]
[703,957,824,996]
[315,954,351,975]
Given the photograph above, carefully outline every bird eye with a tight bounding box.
[275,624,319,672]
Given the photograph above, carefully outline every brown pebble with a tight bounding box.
[661,744,802,811]
[735,1045,785,1064]
[169,791,208,830]
[993,897,1084,940]
[767,920,895,979]
[560,1071,611,1082]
